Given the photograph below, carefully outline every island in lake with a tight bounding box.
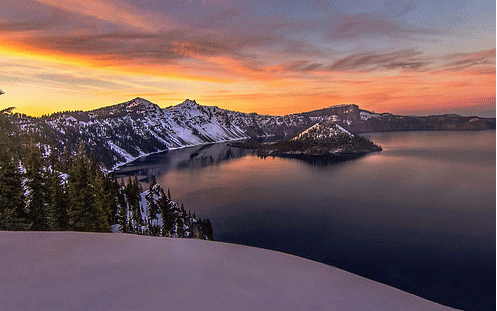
[231,122,382,163]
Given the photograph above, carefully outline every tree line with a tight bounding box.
[0,129,213,239]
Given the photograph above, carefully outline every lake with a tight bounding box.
[114,130,495,311]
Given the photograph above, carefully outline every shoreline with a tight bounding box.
[108,129,495,173]
[109,136,249,172]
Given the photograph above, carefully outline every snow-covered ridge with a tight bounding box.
[4,98,495,168]
[0,231,460,311]
[5,97,317,168]
[292,122,354,141]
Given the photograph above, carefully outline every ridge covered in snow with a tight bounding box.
[2,98,495,168]
[292,122,354,141]
[249,121,382,159]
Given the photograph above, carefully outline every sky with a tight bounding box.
[0,0,495,117]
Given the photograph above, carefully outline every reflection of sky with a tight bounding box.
[112,130,495,310]
[0,0,494,117]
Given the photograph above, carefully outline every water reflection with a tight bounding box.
[113,140,372,181]
[113,131,495,311]
[113,143,256,182]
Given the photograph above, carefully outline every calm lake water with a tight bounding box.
[115,131,495,311]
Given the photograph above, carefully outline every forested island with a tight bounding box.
[231,122,382,163]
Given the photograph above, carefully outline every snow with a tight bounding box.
[293,122,354,141]
[360,111,380,121]
[0,231,460,311]
[107,142,134,162]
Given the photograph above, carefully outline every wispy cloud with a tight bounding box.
[32,0,172,31]
[0,0,494,116]
[327,49,427,72]
[437,49,496,73]
[0,8,65,32]
[325,14,441,40]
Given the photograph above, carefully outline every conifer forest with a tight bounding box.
[0,111,213,239]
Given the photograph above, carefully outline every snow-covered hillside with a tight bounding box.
[3,98,495,168]
[251,121,382,158]
[0,231,460,311]
[292,122,354,142]
[3,98,317,168]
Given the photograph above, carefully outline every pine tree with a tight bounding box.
[176,216,185,238]
[126,176,142,234]
[116,179,128,232]
[67,142,103,232]
[146,176,161,236]
[93,172,112,232]
[48,172,69,231]
[205,218,214,240]
[25,146,49,231]
[161,193,174,237]
[0,132,28,230]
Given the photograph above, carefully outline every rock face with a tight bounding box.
[1,98,494,168]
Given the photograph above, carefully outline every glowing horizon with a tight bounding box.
[0,0,495,117]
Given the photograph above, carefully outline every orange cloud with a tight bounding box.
[32,0,173,31]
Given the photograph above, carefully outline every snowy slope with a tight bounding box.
[5,98,316,168]
[3,98,495,168]
[292,122,354,141]
[0,231,460,311]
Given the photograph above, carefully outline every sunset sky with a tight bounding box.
[0,0,495,117]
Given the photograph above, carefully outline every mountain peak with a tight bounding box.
[124,97,160,112]
[179,99,198,106]
[128,97,153,106]
[292,122,354,142]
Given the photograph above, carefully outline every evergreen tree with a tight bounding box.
[176,217,185,238]
[67,143,104,232]
[25,146,49,231]
[145,176,161,236]
[161,193,174,237]
[107,177,121,226]
[0,132,28,230]
[48,172,69,231]
[205,218,214,240]
[116,179,129,232]
[125,176,142,234]
[93,172,112,232]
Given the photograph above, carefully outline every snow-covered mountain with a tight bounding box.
[250,121,382,159]
[291,122,354,142]
[2,97,495,169]
[2,98,317,168]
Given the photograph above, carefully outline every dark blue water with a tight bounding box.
[115,131,495,311]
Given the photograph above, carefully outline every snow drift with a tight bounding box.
[0,231,459,311]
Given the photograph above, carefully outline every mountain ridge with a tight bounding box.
[2,98,495,169]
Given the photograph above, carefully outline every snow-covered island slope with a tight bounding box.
[290,122,382,154]
[0,231,460,311]
[234,122,382,162]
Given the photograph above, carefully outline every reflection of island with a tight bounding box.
[113,142,255,180]
[231,122,382,165]
[114,123,383,179]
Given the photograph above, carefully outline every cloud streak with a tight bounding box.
[325,13,441,40]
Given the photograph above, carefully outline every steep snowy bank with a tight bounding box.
[0,232,459,311]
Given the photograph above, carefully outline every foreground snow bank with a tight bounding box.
[0,232,459,311]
